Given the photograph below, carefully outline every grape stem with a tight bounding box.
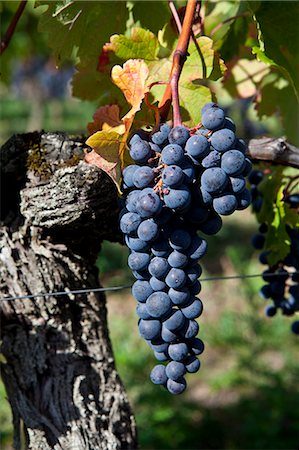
[159,0,198,125]
[0,0,27,56]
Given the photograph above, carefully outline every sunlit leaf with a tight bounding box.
[111,59,149,120]
[105,28,159,61]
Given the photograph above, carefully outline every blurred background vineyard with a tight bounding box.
[0,2,298,449]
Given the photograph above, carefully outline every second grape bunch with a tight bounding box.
[120,102,252,394]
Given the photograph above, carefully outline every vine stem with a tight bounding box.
[159,0,198,125]
[0,0,27,56]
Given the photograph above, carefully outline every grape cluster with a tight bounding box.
[248,169,264,213]
[252,194,299,334]
[120,102,252,394]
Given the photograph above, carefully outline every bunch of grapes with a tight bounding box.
[251,192,299,334]
[248,169,264,213]
[120,102,252,394]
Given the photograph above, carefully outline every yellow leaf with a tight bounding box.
[111,59,149,120]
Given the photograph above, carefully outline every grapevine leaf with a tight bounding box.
[223,58,270,98]
[252,1,299,99]
[104,28,159,61]
[265,185,299,266]
[257,167,299,265]
[111,59,149,121]
[87,105,124,135]
[129,1,172,36]
[255,72,299,146]
[179,83,213,127]
[85,130,127,193]
[181,37,225,81]
[37,1,129,66]
[37,1,129,101]
[203,0,241,49]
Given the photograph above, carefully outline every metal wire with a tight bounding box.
[0,271,298,302]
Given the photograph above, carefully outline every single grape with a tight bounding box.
[265,305,277,317]
[213,194,237,216]
[201,106,225,130]
[168,287,190,305]
[128,251,150,271]
[150,365,168,385]
[189,280,201,295]
[189,337,205,355]
[185,135,210,160]
[161,323,177,343]
[166,361,186,381]
[125,235,149,252]
[148,256,170,279]
[138,191,162,218]
[201,167,228,194]
[146,292,172,318]
[248,170,263,185]
[181,298,203,319]
[138,319,161,340]
[165,268,187,289]
[123,165,138,188]
[187,236,208,261]
[133,166,154,188]
[161,144,184,165]
[125,190,140,213]
[180,320,199,339]
[221,150,246,176]
[150,276,167,291]
[137,219,159,241]
[148,340,169,353]
[185,356,201,373]
[199,211,223,235]
[168,250,188,268]
[168,342,189,361]
[236,189,251,210]
[168,126,190,146]
[162,165,184,187]
[151,238,172,257]
[167,378,187,395]
[120,212,142,235]
[202,150,221,168]
[210,128,236,152]
[164,309,185,331]
[132,280,153,303]
[169,229,191,251]
[164,186,191,211]
[130,140,152,163]
[230,176,246,194]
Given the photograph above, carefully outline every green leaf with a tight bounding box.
[37,1,129,101]
[37,1,129,66]
[257,167,299,265]
[252,1,299,99]
[129,0,172,36]
[182,37,225,81]
[106,28,159,61]
[179,83,213,127]
[256,73,299,146]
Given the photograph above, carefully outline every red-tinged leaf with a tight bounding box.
[85,149,122,193]
[87,105,124,135]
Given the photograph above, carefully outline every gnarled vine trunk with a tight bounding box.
[0,133,137,450]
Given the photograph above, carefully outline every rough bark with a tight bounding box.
[0,132,137,450]
[247,137,299,168]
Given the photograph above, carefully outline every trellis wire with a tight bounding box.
[0,270,298,302]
